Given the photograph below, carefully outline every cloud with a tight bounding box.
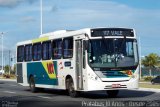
[1,0,160,56]
[51,0,160,28]
[51,5,58,12]
[0,0,20,7]
[0,0,36,8]
[43,0,160,57]
[21,16,36,23]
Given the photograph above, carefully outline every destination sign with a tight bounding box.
[91,28,134,37]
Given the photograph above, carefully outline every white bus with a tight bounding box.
[16,28,139,97]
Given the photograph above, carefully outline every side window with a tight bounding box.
[29,45,32,61]
[49,42,52,59]
[63,37,73,58]
[53,39,62,59]
[42,41,52,60]
[33,43,42,61]
[37,43,42,60]
[33,44,37,61]
[17,46,24,62]
[126,41,134,57]
[25,44,32,61]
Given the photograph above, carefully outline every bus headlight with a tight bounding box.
[126,70,132,76]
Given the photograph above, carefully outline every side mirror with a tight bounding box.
[83,40,88,50]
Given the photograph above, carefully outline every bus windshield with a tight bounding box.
[88,38,139,68]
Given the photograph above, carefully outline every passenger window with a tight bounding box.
[33,43,42,61]
[53,39,62,59]
[17,46,24,62]
[63,37,73,58]
[48,42,52,59]
[42,41,52,60]
[25,44,32,61]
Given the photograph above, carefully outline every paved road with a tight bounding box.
[0,80,160,107]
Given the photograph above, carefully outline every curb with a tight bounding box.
[139,82,151,84]
[137,88,160,93]
[0,78,16,82]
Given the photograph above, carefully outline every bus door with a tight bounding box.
[75,40,84,90]
[17,63,23,83]
[17,63,28,85]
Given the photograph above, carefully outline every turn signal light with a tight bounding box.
[126,70,132,75]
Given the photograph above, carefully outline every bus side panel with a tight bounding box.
[17,63,23,83]
[27,61,58,86]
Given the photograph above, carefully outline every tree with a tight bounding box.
[11,64,16,75]
[4,65,10,74]
[142,53,159,76]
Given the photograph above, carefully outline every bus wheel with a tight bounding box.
[68,79,79,97]
[106,90,119,98]
[29,76,37,93]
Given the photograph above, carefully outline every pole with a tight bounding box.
[1,32,3,73]
[9,50,10,75]
[40,0,43,35]
[139,36,142,80]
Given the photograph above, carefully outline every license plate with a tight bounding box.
[112,84,121,88]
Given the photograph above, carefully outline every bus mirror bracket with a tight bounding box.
[83,40,88,50]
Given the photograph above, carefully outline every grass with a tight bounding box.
[139,79,149,82]
[0,74,16,79]
[0,75,3,78]
[139,83,160,89]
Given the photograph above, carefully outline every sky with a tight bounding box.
[0,0,160,65]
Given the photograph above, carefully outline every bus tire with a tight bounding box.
[29,76,37,93]
[68,78,79,98]
[107,90,119,98]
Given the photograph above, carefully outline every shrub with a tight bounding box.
[143,76,153,81]
[10,74,16,78]
[3,74,10,78]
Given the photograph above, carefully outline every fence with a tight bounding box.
[141,67,160,77]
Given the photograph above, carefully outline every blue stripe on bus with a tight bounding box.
[27,61,58,85]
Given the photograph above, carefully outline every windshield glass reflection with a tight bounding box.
[88,39,138,68]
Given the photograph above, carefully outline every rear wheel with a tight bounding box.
[107,90,119,98]
[29,76,37,93]
[67,78,79,97]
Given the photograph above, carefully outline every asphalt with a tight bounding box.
[0,79,160,107]
[1,79,160,92]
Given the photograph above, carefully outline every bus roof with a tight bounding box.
[16,27,135,46]
[16,28,91,46]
